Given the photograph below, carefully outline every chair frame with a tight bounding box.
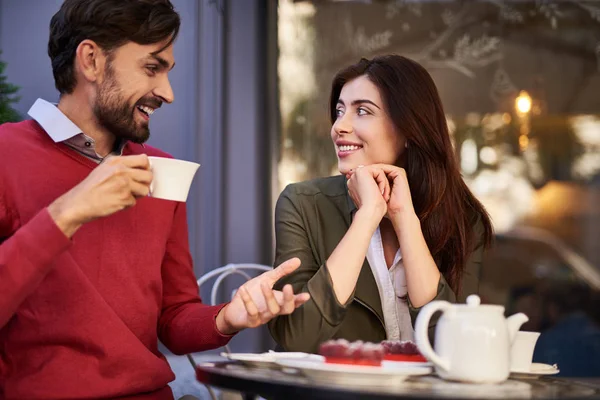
[185,264,272,400]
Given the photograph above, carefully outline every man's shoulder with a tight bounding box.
[281,175,347,199]
[0,120,44,150]
[0,119,39,137]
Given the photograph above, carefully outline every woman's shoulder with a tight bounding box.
[280,175,347,199]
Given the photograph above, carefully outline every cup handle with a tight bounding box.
[414,300,452,372]
[148,157,154,196]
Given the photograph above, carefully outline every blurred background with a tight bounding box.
[1,0,599,386]
[277,0,600,378]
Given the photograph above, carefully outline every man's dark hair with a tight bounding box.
[48,0,180,95]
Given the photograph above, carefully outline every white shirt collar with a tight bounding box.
[27,98,82,143]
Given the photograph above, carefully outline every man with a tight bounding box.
[0,1,309,398]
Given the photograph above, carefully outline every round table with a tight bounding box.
[195,361,600,400]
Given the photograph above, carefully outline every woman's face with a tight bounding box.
[331,75,405,175]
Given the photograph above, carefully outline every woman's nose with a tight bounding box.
[333,114,353,135]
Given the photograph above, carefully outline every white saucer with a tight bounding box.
[510,363,559,379]
[276,358,432,387]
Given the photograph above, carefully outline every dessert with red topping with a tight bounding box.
[318,339,385,366]
[381,340,427,362]
[318,339,427,366]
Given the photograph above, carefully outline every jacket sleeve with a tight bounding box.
[268,187,354,353]
[407,216,485,339]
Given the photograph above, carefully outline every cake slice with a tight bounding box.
[381,340,427,362]
[318,339,385,366]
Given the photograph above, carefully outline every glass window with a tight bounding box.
[277,0,600,377]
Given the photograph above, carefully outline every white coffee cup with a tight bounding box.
[147,156,200,202]
[510,331,541,373]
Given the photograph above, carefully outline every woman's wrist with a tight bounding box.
[354,205,385,232]
[390,210,420,238]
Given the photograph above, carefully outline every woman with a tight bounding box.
[268,55,493,353]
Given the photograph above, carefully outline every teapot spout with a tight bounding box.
[506,312,529,342]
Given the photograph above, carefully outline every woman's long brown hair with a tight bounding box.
[330,55,493,295]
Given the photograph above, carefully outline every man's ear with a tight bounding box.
[74,39,108,85]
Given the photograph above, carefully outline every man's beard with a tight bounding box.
[93,65,150,144]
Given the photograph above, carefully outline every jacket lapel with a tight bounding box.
[355,259,385,328]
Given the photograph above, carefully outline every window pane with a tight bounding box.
[277,0,600,377]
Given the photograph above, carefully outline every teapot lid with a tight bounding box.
[466,295,481,307]
[459,294,505,312]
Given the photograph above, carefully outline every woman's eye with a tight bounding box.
[357,107,369,116]
[146,65,158,75]
[335,108,344,117]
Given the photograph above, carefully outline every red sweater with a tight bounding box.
[0,120,232,399]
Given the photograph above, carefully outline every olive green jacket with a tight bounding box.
[268,175,485,353]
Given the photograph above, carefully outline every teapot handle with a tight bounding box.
[414,300,452,372]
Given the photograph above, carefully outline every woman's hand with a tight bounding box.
[375,164,416,219]
[345,165,391,221]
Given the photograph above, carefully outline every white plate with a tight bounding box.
[510,363,560,379]
[276,358,432,387]
[221,352,323,368]
[382,360,433,368]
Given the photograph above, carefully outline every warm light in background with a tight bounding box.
[460,138,478,175]
[519,134,529,151]
[516,90,532,114]
[480,146,498,165]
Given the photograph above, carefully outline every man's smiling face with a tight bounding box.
[93,39,175,144]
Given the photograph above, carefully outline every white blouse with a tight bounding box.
[365,227,414,341]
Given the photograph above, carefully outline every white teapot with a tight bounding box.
[415,294,528,383]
